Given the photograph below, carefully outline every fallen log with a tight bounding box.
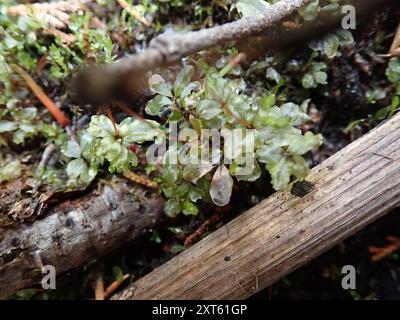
[114,112,400,300]
[0,182,164,298]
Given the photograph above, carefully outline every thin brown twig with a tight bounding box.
[113,100,161,131]
[184,213,221,248]
[219,52,247,77]
[123,170,159,189]
[46,29,76,44]
[220,100,253,129]
[113,100,145,120]
[106,106,119,137]
[75,0,308,99]
[368,236,400,262]
[117,0,149,26]
[104,274,130,299]
[12,64,70,127]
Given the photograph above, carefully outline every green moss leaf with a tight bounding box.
[299,0,319,21]
[174,65,194,97]
[164,198,182,217]
[302,73,316,89]
[323,33,339,59]
[287,132,323,155]
[66,158,87,180]
[386,58,400,84]
[145,95,172,116]
[197,99,222,120]
[0,120,17,132]
[267,158,291,191]
[236,0,269,17]
[61,140,81,158]
[0,159,21,183]
[119,118,159,143]
[210,164,233,206]
[182,201,199,216]
[87,115,115,138]
[151,82,173,97]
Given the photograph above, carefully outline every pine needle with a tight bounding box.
[104,274,130,299]
[12,64,70,127]
[123,170,159,189]
[117,0,149,26]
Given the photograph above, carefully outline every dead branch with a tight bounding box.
[0,182,164,298]
[74,0,308,100]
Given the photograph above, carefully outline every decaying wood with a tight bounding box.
[0,182,164,298]
[114,112,400,300]
[6,0,91,29]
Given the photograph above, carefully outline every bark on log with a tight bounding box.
[114,112,400,300]
[0,182,164,298]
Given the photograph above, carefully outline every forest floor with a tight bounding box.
[1,0,400,300]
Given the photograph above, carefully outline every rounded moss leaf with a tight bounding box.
[0,120,17,133]
[267,158,291,191]
[289,155,310,180]
[119,118,159,144]
[164,198,182,217]
[287,132,323,155]
[61,140,81,158]
[182,201,199,216]
[280,102,310,126]
[210,164,233,207]
[150,82,173,98]
[66,158,87,180]
[313,71,328,85]
[197,99,222,120]
[0,159,22,183]
[323,33,339,59]
[386,58,400,84]
[336,29,354,46]
[87,115,115,138]
[174,65,194,97]
[302,73,316,89]
[145,95,172,116]
[299,0,319,21]
[236,0,269,17]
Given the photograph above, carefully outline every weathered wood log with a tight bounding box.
[0,182,164,298]
[114,112,400,300]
